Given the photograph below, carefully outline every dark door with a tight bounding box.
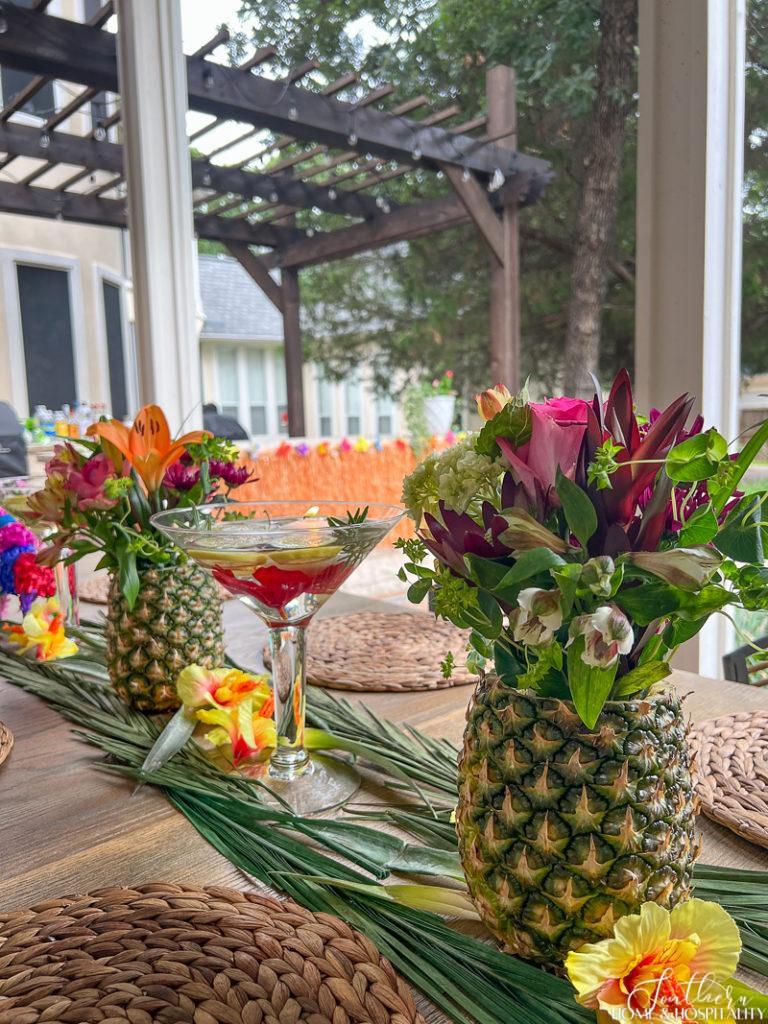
[103,280,128,419]
[17,264,77,412]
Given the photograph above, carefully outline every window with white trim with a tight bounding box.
[246,349,268,435]
[344,373,362,435]
[376,393,394,436]
[317,377,333,436]
[216,348,239,421]
[17,264,77,412]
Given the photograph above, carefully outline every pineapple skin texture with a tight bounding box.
[456,678,700,965]
[106,563,225,713]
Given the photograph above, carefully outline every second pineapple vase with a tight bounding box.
[105,562,225,713]
[456,678,699,966]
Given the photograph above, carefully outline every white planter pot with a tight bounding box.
[424,394,456,436]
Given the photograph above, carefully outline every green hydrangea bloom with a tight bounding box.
[402,437,504,523]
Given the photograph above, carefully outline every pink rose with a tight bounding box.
[497,396,589,508]
[531,396,589,425]
[68,453,118,510]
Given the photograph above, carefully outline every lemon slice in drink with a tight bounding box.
[188,544,342,576]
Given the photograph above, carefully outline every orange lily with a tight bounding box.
[88,405,209,493]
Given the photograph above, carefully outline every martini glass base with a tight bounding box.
[260,754,360,815]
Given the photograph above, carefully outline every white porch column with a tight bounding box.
[116,0,201,431]
[634,0,746,677]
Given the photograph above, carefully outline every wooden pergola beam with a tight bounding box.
[0,0,113,123]
[263,194,473,269]
[0,179,299,247]
[439,163,504,264]
[281,266,305,436]
[486,65,520,391]
[0,6,549,184]
[0,120,382,220]
[226,242,284,313]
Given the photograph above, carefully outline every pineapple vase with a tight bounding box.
[105,562,225,713]
[456,677,700,967]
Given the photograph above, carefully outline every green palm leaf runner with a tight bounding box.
[1,622,766,1024]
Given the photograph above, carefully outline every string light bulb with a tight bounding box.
[269,191,279,203]
[327,188,337,200]
[462,167,471,182]
[288,104,298,121]
[202,67,214,90]
[93,122,106,142]
[411,145,422,161]
[488,167,505,192]
[0,16,8,33]
[347,131,358,145]
[39,131,50,149]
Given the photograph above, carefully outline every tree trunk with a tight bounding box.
[562,0,637,395]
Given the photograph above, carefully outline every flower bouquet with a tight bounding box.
[25,405,253,711]
[400,369,768,965]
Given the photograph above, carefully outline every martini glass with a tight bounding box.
[152,500,404,814]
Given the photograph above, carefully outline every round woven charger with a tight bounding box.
[0,721,12,766]
[0,882,426,1024]
[264,612,476,692]
[689,710,768,849]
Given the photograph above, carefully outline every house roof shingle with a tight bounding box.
[198,253,283,341]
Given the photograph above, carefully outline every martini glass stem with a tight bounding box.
[266,624,310,781]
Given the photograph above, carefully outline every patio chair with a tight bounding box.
[722,638,768,686]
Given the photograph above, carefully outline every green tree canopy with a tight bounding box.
[230,0,766,397]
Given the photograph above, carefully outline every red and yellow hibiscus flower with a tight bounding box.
[176,665,275,766]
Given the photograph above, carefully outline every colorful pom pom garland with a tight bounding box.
[0,506,56,613]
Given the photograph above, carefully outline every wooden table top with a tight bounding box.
[1,593,767,1017]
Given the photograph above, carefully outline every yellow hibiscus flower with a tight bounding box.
[565,899,745,1024]
[3,597,77,661]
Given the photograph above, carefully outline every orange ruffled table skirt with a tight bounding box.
[231,440,447,543]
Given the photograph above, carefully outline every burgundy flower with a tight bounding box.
[209,460,255,488]
[163,460,200,491]
[421,501,513,578]
[580,370,696,555]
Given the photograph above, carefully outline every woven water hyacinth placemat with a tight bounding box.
[0,721,12,766]
[0,882,426,1024]
[265,612,477,692]
[689,710,768,849]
